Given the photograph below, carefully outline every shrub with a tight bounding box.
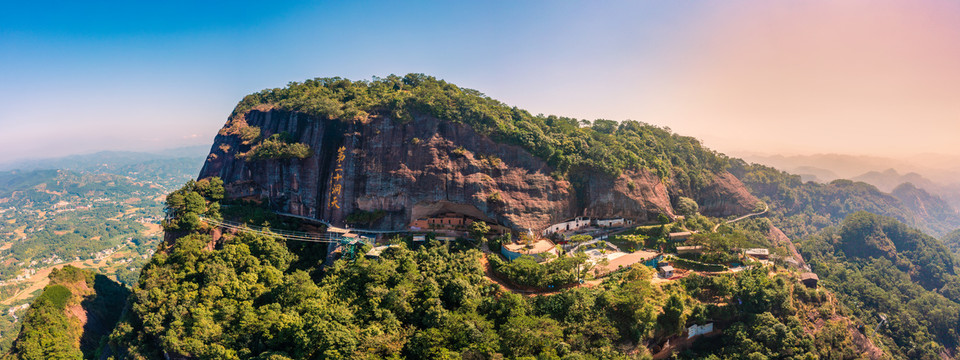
[345,209,386,225]
[36,284,72,309]
[487,191,503,204]
[246,133,313,161]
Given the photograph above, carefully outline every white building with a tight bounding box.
[744,248,770,259]
[687,323,714,338]
[594,218,628,227]
[542,217,591,235]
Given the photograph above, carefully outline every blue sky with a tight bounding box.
[3,1,960,163]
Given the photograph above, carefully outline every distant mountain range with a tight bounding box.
[740,152,960,183]
[741,153,960,225]
[0,145,210,172]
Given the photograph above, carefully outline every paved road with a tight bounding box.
[712,202,769,232]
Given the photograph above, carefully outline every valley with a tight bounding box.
[0,151,204,351]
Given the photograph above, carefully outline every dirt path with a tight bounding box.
[2,266,58,306]
[651,269,694,285]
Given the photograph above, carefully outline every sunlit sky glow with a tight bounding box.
[2,0,959,163]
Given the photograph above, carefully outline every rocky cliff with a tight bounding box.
[199,108,758,231]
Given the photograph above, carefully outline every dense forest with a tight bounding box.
[90,181,877,359]
[798,212,960,359]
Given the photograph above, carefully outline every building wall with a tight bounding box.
[410,213,476,230]
[543,217,591,235]
[596,218,625,227]
[687,323,714,338]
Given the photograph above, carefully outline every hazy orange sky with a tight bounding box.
[636,0,960,157]
[2,1,960,162]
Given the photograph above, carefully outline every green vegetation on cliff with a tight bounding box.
[161,177,223,232]
[229,74,728,186]
[245,133,312,161]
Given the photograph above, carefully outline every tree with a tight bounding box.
[657,293,686,337]
[499,315,563,358]
[469,221,490,242]
[568,234,592,244]
[677,197,699,216]
[658,213,670,225]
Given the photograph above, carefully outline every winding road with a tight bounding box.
[712,202,769,232]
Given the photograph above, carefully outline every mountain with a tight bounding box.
[852,169,935,193]
[743,153,960,213]
[728,160,960,240]
[198,75,759,233]
[99,75,893,359]
[0,146,208,173]
[800,212,960,358]
[791,165,840,183]
[853,169,960,213]
[890,183,960,238]
[738,153,916,180]
[22,74,960,358]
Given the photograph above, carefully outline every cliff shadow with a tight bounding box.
[79,274,131,358]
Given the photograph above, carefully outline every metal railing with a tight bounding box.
[199,216,340,243]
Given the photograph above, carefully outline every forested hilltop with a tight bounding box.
[8,74,960,359]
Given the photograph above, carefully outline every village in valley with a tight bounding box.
[0,160,199,350]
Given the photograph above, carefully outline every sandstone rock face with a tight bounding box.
[768,224,806,268]
[200,109,753,231]
[580,170,674,222]
[693,172,760,218]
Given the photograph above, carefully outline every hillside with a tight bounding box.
[942,229,960,256]
[890,183,960,238]
[854,170,960,213]
[93,180,882,359]
[729,159,960,240]
[4,266,128,359]
[800,212,960,359]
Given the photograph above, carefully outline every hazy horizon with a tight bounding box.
[3,1,960,164]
